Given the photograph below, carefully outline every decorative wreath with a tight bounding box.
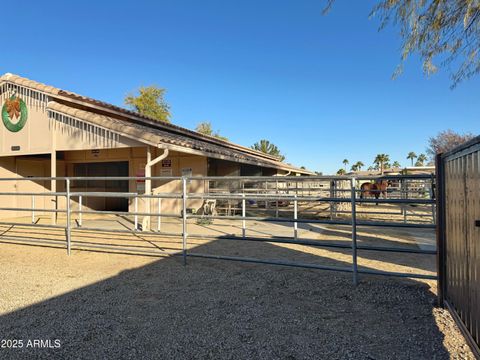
[2,96,28,132]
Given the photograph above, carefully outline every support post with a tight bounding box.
[351,177,358,285]
[143,147,169,231]
[294,194,298,239]
[144,146,152,231]
[275,180,279,218]
[78,195,83,227]
[182,177,188,265]
[31,195,35,224]
[51,150,57,225]
[134,196,138,231]
[242,193,246,238]
[66,178,71,255]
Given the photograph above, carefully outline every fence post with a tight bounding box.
[78,195,82,227]
[430,173,436,224]
[31,195,35,224]
[157,197,162,232]
[134,196,138,231]
[294,194,298,240]
[275,180,279,218]
[435,154,445,307]
[401,179,407,223]
[242,193,246,238]
[351,177,358,285]
[66,178,71,255]
[182,177,188,265]
[330,180,336,219]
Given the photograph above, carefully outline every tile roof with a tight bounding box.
[0,73,313,175]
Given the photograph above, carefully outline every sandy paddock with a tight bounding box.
[0,216,475,359]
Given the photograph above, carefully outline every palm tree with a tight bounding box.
[350,164,359,172]
[342,159,349,171]
[337,168,346,175]
[417,153,427,166]
[407,152,417,166]
[251,140,285,161]
[367,166,374,172]
[374,154,390,174]
[355,161,364,171]
[392,161,401,168]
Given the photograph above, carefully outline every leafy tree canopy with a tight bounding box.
[252,140,285,162]
[374,153,390,173]
[325,0,480,87]
[125,86,171,123]
[427,129,476,156]
[195,121,228,141]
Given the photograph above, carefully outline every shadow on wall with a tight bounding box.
[0,237,449,359]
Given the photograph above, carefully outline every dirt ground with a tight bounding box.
[0,219,475,359]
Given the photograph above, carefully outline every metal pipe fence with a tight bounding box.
[0,174,437,284]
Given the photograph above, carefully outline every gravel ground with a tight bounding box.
[0,226,475,359]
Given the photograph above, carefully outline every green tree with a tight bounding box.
[355,161,364,171]
[350,164,359,172]
[125,86,170,123]
[342,159,349,171]
[337,168,346,175]
[252,140,285,162]
[392,161,401,168]
[427,129,476,156]
[367,166,374,172]
[195,121,228,141]
[417,153,428,166]
[374,154,390,174]
[407,152,417,166]
[324,0,480,86]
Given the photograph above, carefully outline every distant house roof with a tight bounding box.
[0,73,313,175]
[347,168,402,176]
[348,166,435,177]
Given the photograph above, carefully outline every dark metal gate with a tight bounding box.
[437,136,480,358]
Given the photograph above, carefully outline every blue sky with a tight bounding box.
[3,0,478,174]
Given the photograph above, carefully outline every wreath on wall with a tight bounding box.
[2,95,28,132]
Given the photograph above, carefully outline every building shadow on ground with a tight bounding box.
[0,229,449,360]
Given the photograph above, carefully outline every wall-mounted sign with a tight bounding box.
[161,159,172,168]
[10,146,20,151]
[160,168,172,177]
[136,165,145,183]
[2,95,28,132]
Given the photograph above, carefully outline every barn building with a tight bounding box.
[0,73,311,222]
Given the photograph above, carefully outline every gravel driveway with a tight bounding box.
[0,227,475,359]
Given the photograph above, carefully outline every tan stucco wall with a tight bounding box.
[0,156,66,219]
[0,93,142,158]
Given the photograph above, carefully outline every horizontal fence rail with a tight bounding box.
[0,174,437,283]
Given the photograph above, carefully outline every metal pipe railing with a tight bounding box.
[0,174,436,284]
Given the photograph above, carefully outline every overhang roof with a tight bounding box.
[0,73,313,175]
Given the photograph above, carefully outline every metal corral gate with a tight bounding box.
[0,174,436,285]
[437,136,480,357]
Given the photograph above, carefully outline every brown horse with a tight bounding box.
[360,180,389,204]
